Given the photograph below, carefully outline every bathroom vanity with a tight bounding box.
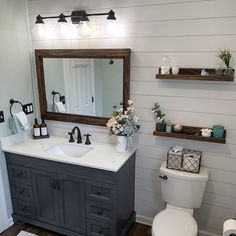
[2,137,136,236]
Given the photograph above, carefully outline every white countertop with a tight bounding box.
[0,135,136,172]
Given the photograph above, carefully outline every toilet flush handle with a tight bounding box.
[159,175,168,180]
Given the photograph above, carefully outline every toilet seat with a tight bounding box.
[152,208,198,236]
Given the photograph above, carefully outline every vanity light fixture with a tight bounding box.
[33,10,118,38]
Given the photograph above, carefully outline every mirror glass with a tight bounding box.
[35,49,130,126]
[44,58,123,117]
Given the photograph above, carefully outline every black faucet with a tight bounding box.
[68,126,82,143]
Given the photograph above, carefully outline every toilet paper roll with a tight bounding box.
[223,219,236,236]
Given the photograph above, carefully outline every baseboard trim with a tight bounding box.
[8,217,13,227]
[198,230,221,236]
[136,214,153,226]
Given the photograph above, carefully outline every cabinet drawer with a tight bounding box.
[86,181,116,205]
[87,219,114,236]
[8,165,31,185]
[86,200,115,224]
[10,182,33,202]
[13,199,35,218]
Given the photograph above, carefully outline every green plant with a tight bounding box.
[217,49,232,68]
[152,102,165,123]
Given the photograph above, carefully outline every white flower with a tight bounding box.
[133,116,139,122]
[128,100,133,105]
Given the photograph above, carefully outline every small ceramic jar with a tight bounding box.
[174,124,182,132]
[213,125,224,138]
[172,66,179,75]
[161,66,170,75]
[200,128,212,137]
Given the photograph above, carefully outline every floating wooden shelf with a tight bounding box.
[156,68,234,82]
[153,125,226,144]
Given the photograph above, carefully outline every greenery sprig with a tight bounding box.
[152,102,165,123]
[217,49,232,68]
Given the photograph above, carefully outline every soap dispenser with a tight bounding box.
[33,119,40,137]
[40,118,48,136]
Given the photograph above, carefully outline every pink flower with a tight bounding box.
[106,117,117,127]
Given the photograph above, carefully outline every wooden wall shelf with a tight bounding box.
[156,68,234,81]
[153,125,226,144]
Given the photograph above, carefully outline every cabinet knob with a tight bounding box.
[16,171,23,177]
[19,188,25,194]
[21,206,27,212]
[97,209,103,215]
[96,190,103,195]
[97,228,104,234]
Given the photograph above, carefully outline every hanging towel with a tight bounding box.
[14,111,29,130]
[9,111,29,134]
[9,116,24,134]
[55,102,66,112]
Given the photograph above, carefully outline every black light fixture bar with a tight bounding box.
[35,10,116,24]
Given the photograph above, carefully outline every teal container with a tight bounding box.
[213,125,224,138]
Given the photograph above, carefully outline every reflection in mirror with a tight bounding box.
[44,58,123,117]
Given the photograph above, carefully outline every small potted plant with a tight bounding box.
[217,49,234,77]
[152,102,166,131]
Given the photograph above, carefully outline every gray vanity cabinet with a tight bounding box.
[5,152,135,236]
[31,169,60,226]
[32,170,86,234]
[57,175,86,233]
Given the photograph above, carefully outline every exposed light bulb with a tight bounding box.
[56,22,78,38]
[78,21,94,37]
[32,24,56,39]
[32,24,47,38]
[104,20,122,37]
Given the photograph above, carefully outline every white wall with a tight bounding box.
[27,0,236,235]
[0,0,34,221]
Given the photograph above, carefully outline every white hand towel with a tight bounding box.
[14,111,29,131]
[55,102,66,112]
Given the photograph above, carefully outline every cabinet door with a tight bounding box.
[58,175,86,234]
[32,169,60,226]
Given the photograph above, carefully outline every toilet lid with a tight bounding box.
[152,209,198,236]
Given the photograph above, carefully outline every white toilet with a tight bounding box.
[152,161,209,236]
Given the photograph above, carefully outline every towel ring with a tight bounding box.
[9,99,24,117]
[52,90,65,106]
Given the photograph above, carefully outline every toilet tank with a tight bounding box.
[160,161,209,209]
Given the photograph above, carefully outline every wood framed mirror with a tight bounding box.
[35,49,130,126]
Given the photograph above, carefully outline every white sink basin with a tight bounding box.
[46,143,93,158]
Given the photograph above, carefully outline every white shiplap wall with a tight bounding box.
[27,0,236,235]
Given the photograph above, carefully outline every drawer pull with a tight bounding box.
[16,172,23,177]
[97,209,103,215]
[52,179,57,189]
[21,206,27,212]
[96,190,103,195]
[56,180,61,190]
[19,188,25,194]
[97,228,104,234]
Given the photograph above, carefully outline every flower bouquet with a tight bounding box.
[106,100,139,152]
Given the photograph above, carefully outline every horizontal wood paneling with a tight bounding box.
[28,0,236,234]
